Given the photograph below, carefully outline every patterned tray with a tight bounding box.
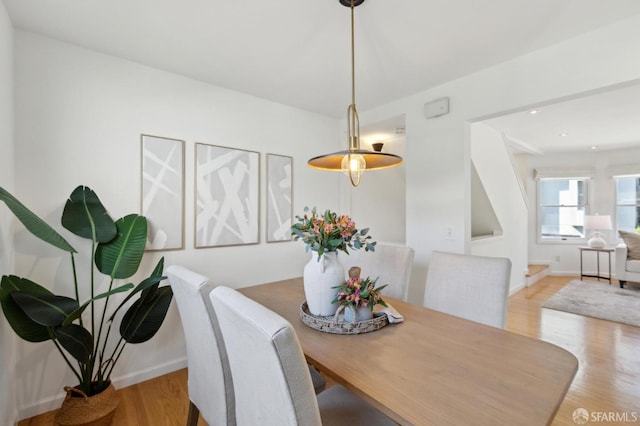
[299,301,388,335]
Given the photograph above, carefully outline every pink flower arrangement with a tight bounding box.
[332,276,388,311]
[291,207,376,259]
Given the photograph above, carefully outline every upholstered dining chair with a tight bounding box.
[339,242,415,301]
[168,266,326,426]
[209,286,397,426]
[166,265,235,426]
[423,251,512,329]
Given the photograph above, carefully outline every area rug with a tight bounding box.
[542,280,640,327]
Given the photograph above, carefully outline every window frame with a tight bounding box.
[536,177,590,244]
[614,174,640,237]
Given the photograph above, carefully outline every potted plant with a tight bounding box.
[291,206,376,316]
[332,267,388,322]
[0,185,173,425]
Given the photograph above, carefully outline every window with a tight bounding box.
[615,175,640,233]
[538,178,587,240]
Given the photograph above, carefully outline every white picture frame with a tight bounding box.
[195,143,260,248]
[266,154,293,242]
[141,134,185,251]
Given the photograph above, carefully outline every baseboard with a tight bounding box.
[17,357,187,421]
[112,356,187,389]
[18,390,65,421]
[509,281,525,296]
[527,270,548,286]
[548,270,579,276]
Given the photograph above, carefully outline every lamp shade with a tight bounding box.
[307,149,403,171]
[584,215,612,230]
[584,214,611,248]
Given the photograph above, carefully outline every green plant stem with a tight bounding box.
[90,239,96,338]
[100,316,116,369]
[49,330,82,385]
[81,359,91,393]
[69,253,82,328]
[84,196,99,386]
[95,277,115,370]
[78,361,86,386]
[85,238,97,385]
[95,313,118,383]
[105,337,127,379]
[95,359,113,387]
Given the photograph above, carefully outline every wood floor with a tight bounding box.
[508,276,640,425]
[19,275,640,425]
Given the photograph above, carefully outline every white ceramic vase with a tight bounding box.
[303,252,344,316]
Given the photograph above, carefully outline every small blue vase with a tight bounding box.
[344,305,374,323]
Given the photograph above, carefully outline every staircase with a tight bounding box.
[526,264,549,286]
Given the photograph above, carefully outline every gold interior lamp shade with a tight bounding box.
[307,0,403,187]
[308,150,403,170]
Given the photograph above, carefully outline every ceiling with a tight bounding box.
[4,0,640,151]
[483,83,640,154]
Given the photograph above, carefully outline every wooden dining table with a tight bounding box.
[240,277,578,426]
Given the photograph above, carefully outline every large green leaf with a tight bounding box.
[61,186,116,243]
[0,187,76,253]
[95,214,147,279]
[63,283,135,326]
[120,286,173,343]
[0,276,53,342]
[108,275,164,321]
[54,324,93,364]
[141,257,164,300]
[11,292,78,326]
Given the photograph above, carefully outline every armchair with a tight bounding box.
[615,244,640,288]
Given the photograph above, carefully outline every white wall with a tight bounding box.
[346,133,406,244]
[359,14,640,304]
[526,147,640,276]
[470,162,502,238]
[12,30,342,419]
[470,123,528,293]
[0,2,16,424]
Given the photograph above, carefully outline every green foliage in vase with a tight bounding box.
[0,186,173,396]
[291,206,376,259]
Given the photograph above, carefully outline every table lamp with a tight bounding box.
[583,214,612,248]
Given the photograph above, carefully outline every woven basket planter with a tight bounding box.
[55,382,119,426]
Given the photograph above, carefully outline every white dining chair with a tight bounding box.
[166,265,236,426]
[339,242,415,301]
[168,266,325,425]
[423,251,512,329]
[209,286,396,426]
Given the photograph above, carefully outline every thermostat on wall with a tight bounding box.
[424,97,450,119]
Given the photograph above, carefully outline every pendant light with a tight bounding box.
[307,0,403,187]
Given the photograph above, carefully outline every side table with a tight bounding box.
[578,246,614,284]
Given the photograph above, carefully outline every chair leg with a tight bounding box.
[620,280,626,289]
[187,401,200,426]
[308,363,326,394]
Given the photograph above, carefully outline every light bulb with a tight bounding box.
[341,153,366,185]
